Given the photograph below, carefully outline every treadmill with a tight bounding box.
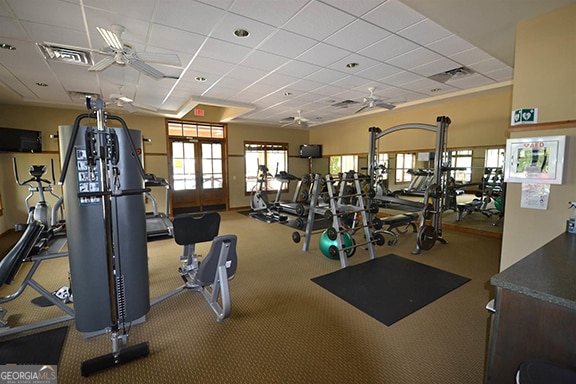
[144,174,173,238]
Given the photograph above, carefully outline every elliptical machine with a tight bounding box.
[13,158,66,246]
[249,163,287,223]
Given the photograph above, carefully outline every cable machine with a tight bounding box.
[59,97,150,376]
[368,116,451,254]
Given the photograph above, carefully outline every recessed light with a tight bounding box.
[234,29,250,38]
[0,43,16,50]
[36,82,48,87]
[430,88,442,93]
[283,92,292,96]
[346,62,359,68]
[195,76,207,82]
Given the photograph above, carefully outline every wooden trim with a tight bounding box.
[508,120,576,132]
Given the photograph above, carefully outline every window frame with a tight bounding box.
[244,141,289,194]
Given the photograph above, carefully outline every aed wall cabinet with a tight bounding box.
[504,135,566,184]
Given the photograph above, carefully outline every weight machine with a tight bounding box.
[368,116,451,254]
[59,97,150,376]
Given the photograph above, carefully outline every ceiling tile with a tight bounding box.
[386,47,443,70]
[324,19,391,52]
[0,16,27,39]
[320,0,384,17]
[362,0,425,33]
[425,34,476,56]
[258,29,317,58]
[241,50,289,72]
[449,47,494,66]
[379,70,422,86]
[198,37,252,64]
[358,34,419,62]
[229,0,308,27]
[22,22,90,48]
[484,67,513,82]
[330,75,372,89]
[7,0,85,31]
[447,73,496,89]
[304,67,348,84]
[274,60,322,78]
[210,13,277,48]
[397,18,452,46]
[355,62,403,81]
[149,24,205,54]
[296,42,350,67]
[83,0,156,21]
[152,0,225,35]
[283,1,356,41]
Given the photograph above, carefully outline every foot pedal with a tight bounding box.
[81,342,150,377]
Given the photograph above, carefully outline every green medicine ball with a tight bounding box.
[319,230,354,260]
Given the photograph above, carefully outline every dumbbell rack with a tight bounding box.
[324,172,376,268]
[299,173,326,252]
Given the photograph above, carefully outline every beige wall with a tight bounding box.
[499,4,576,270]
[310,86,512,155]
[0,104,309,233]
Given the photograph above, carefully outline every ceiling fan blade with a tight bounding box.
[88,56,115,72]
[96,27,123,50]
[299,120,309,129]
[135,52,181,66]
[128,57,164,79]
[355,105,368,113]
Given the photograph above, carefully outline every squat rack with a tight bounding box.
[367,116,451,254]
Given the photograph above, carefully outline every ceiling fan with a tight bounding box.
[89,24,181,79]
[281,110,310,128]
[108,89,137,113]
[356,87,396,113]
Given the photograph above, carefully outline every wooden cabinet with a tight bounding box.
[486,233,576,383]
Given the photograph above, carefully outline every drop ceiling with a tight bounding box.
[0,0,573,127]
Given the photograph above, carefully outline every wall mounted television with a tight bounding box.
[0,127,42,153]
[299,144,322,158]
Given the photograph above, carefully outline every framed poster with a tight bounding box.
[504,135,566,184]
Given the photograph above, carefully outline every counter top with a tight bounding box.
[491,232,576,310]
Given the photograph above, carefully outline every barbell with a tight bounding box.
[327,233,386,259]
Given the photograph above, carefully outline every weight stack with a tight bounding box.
[59,124,150,333]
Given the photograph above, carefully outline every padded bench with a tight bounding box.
[375,212,419,246]
[456,199,483,221]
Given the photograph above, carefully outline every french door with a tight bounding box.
[170,138,226,214]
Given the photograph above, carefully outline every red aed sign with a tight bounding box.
[194,108,205,117]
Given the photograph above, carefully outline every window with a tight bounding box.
[449,150,473,183]
[377,153,389,180]
[395,153,414,183]
[485,148,505,169]
[329,155,358,175]
[245,142,288,193]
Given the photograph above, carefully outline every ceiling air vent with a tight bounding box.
[37,43,93,65]
[428,66,476,83]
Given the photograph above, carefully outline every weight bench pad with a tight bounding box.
[382,213,418,226]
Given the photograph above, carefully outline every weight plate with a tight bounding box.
[291,231,301,244]
[374,233,385,246]
[295,217,305,230]
[324,209,333,221]
[369,202,379,214]
[301,174,311,186]
[298,189,309,202]
[295,203,306,217]
[327,227,338,241]
[372,216,383,230]
[417,225,437,251]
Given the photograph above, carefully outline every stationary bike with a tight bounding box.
[249,164,287,223]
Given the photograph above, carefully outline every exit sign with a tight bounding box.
[511,108,538,125]
[194,108,205,117]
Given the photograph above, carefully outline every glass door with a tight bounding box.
[171,139,226,214]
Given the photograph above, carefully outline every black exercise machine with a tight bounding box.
[144,173,173,238]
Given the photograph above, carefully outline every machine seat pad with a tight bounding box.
[173,212,220,245]
[197,235,238,286]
